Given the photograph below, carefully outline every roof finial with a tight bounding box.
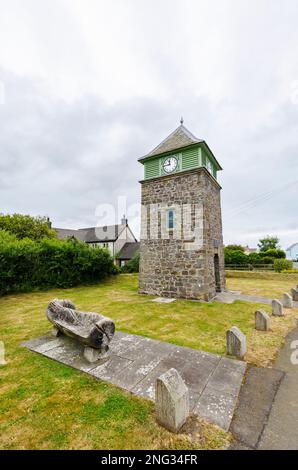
[180,116,184,125]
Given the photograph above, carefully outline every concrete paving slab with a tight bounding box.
[207,362,245,397]
[152,297,176,303]
[22,334,60,350]
[34,338,66,354]
[219,356,247,374]
[90,355,133,381]
[23,330,246,431]
[193,385,237,431]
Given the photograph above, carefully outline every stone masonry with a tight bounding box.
[139,168,225,301]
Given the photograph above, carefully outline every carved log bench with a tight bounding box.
[46,299,115,362]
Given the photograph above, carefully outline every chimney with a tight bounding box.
[121,214,127,225]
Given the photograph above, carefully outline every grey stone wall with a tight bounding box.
[139,168,225,300]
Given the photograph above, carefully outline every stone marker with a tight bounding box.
[272,299,284,317]
[282,293,293,309]
[291,288,298,302]
[156,368,189,433]
[255,310,271,331]
[0,341,7,365]
[226,326,246,359]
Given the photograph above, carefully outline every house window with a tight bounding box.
[120,260,126,267]
[166,209,175,231]
[102,243,109,249]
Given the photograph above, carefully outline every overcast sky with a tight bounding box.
[0,0,298,249]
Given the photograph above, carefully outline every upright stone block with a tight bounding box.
[272,299,284,317]
[291,288,298,302]
[255,310,271,331]
[0,341,7,365]
[83,346,109,363]
[155,368,189,433]
[282,293,293,308]
[226,326,246,359]
[52,326,62,337]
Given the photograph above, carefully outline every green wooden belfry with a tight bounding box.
[138,120,222,180]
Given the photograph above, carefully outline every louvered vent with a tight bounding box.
[145,158,160,179]
[181,148,199,170]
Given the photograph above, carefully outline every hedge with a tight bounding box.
[121,251,140,273]
[224,248,286,268]
[0,235,117,295]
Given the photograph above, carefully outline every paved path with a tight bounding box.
[215,291,298,307]
[23,331,246,431]
[230,322,298,450]
[258,324,298,449]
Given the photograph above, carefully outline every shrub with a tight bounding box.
[0,229,18,243]
[121,251,140,273]
[274,259,293,273]
[247,252,274,265]
[0,213,56,241]
[224,250,247,266]
[262,249,286,259]
[225,244,245,252]
[0,237,117,295]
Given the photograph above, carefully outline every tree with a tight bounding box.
[225,244,245,252]
[261,248,286,259]
[224,250,247,266]
[258,236,280,252]
[0,213,56,241]
[121,251,140,273]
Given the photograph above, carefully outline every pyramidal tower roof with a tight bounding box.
[139,121,204,161]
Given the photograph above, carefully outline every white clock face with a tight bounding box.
[163,156,178,173]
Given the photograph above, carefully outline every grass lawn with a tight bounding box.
[1,273,297,449]
[226,273,298,300]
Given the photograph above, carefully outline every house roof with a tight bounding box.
[139,124,203,161]
[55,228,87,242]
[82,224,126,243]
[116,242,140,260]
[286,243,298,251]
[54,224,127,243]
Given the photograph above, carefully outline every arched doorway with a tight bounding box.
[214,254,221,292]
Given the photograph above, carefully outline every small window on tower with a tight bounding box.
[166,209,175,231]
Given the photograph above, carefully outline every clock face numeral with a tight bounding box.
[163,156,178,173]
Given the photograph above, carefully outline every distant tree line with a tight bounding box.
[225,236,293,272]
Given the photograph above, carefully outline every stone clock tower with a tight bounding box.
[138,120,225,301]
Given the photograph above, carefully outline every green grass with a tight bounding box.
[0,273,297,449]
[226,274,298,299]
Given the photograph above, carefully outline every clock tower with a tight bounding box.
[138,120,225,301]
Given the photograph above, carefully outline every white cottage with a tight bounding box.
[54,216,138,261]
[286,243,298,261]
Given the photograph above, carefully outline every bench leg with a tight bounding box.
[52,326,62,337]
[84,346,108,363]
